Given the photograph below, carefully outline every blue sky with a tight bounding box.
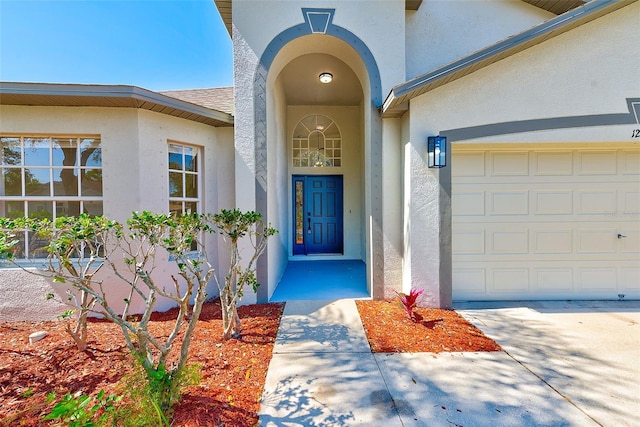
[0,0,233,91]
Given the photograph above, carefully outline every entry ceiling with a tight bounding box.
[278,53,362,106]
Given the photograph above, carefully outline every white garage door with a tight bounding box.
[452,143,640,301]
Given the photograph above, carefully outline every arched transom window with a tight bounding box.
[292,115,341,167]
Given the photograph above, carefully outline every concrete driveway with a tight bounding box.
[456,300,640,427]
[260,299,639,427]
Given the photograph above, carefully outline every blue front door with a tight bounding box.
[293,175,343,255]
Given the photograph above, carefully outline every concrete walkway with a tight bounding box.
[257,299,640,426]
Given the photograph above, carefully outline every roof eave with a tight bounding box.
[521,0,587,15]
[214,0,232,36]
[405,1,423,11]
[0,82,234,127]
[382,0,635,118]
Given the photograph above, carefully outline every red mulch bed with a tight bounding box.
[1,299,500,426]
[356,300,501,353]
[0,301,284,427]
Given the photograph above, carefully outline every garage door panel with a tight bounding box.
[489,152,529,176]
[452,191,485,216]
[490,191,529,215]
[457,226,627,261]
[577,268,617,291]
[577,151,618,175]
[533,151,573,176]
[455,186,636,220]
[532,229,572,254]
[576,229,617,254]
[452,268,486,294]
[490,230,528,254]
[491,268,529,291]
[620,189,640,214]
[454,263,638,300]
[576,190,617,215]
[452,228,485,255]
[619,229,640,253]
[453,145,640,301]
[621,268,640,290]
[620,150,640,175]
[534,190,573,215]
[534,268,573,291]
[453,152,485,177]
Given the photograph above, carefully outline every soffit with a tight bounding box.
[0,83,234,127]
[213,0,232,35]
[521,0,588,15]
[382,0,634,118]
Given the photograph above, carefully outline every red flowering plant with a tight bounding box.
[395,289,424,322]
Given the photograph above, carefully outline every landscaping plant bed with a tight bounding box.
[356,299,501,353]
[0,301,284,427]
[1,299,500,426]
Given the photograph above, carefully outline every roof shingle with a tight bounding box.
[160,87,234,116]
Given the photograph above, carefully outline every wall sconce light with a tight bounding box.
[319,72,333,83]
[427,136,447,168]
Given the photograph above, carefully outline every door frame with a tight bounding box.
[292,174,344,256]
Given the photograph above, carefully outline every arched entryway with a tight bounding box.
[252,10,384,301]
[269,42,367,300]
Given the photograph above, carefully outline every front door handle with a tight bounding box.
[307,212,311,233]
[617,233,627,239]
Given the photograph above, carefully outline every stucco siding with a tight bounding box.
[409,1,640,144]
[233,0,405,97]
[382,117,404,298]
[232,23,259,213]
[214,125,236,304]
[265,74,289,302]
[405,0,554,81]
[403,135,453,308]
[213,126,236,211]
[0,105,230,318]
[0,105,141,222]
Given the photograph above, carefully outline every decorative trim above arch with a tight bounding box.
[258,8,382,107]
[302,8,334,34]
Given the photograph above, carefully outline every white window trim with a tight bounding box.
[1,135,103,260]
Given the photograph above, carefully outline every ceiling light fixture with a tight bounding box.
[319,72,333,84]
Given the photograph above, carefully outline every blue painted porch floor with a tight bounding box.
[270,260,369,301]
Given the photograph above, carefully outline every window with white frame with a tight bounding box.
[292,115,342,168]
[0,135,103,258]
[168,142,200,216]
